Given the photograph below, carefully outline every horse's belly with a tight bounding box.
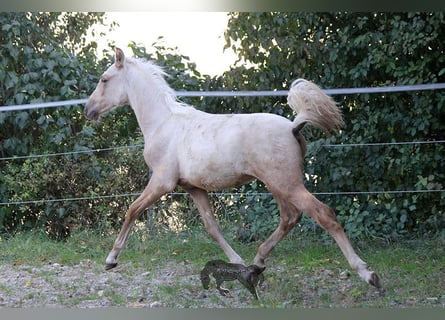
[179,169,254,191]
[200,173,254,191]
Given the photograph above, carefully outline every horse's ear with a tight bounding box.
[115,48,125,69]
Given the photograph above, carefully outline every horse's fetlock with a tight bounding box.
[351,258,367,272]
[253,256,266,268]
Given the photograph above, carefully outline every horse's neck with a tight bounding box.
[127,78,175,139]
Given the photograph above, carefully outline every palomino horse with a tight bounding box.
[84,48,381,289]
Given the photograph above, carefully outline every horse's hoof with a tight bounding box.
[105,263,118,271]
[369,272,382,288]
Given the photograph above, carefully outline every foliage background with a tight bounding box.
[0,12,444,241]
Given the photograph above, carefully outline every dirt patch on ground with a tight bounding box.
[0,260,258,308]
[0,259,442,308]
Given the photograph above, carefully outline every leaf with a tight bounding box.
[1,23,11,31]
[15,111,29,129]
[5,71,19,89]
[400,214,407,224]
[36,115,46,126]
[15,93,25,105]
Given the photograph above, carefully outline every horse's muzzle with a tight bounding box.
[84,104,100,121]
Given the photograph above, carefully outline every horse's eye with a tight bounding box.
[101,78,108,83]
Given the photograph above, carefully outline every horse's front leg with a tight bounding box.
[187,187,245,265]
[105,177,173,270]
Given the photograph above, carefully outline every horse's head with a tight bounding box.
[84,48,129,121]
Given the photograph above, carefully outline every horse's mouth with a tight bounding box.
[84,108,100,121]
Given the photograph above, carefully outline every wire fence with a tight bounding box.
[1,83,444,207]
[1,189,444,207]
[1,82,445,112]
[2,139,445,163]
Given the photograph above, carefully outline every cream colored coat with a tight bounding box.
[84,48,381,290]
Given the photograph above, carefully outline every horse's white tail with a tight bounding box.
[287,79,344,135]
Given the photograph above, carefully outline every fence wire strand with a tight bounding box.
[1,140,444,162]
[1,82,445,112]
[1,189,444,207]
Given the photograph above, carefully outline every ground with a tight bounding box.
[0,231,443,308]
[0,257,442,308]
[0,259,257,308]
[0,259,364,308]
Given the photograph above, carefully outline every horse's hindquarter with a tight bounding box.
[174,111,303,191]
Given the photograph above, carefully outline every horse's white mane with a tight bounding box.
[126,57,190,110]
[127,58,172,90]
[129,57,169,78]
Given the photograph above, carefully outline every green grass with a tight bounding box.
[0,228,443,308]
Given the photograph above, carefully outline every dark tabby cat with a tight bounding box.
[200,259,265,299]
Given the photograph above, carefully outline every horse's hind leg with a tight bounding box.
[187,187,245,265]
[253,198,302,268]
[290,187,381,288]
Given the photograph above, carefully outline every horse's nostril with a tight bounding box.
[84,108,99,121]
